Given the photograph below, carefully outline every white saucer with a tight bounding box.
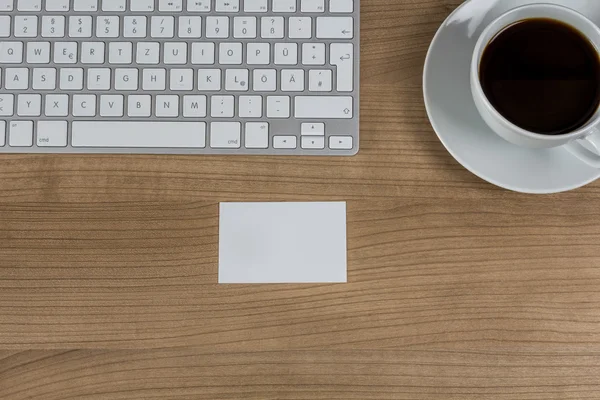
[423,0,600,193]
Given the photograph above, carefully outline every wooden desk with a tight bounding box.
[2,1,600,398]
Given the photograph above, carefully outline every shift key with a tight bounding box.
[295,96,353,119]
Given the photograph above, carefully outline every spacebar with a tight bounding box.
[72,121,206,148]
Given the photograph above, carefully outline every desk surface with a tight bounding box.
[2,1,600,399]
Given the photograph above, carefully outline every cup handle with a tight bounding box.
[565,128,600,168]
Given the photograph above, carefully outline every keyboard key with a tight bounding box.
[26,42,50,63]
[244,0,267,12]
[273,135,297,149]
[59,68,84,90]
[191,43,215,64]
[69,16,93,38]
[245,122,268,148]
[261,17,284,38]
[267,96,290,118]
[98,94,123,117]
[234,17,257,38]
[210,122,241,148]
[239,96,262,118]
[142,69,166,90]
[115,68,138,90]
[130,0,154,11]
[46,0,70,11]
[17,0,41,11]
[0,42,23,63]
[73,0,98,11]
[329,136,353,150]
[219,42,243,64]
[0,94,14,116]
[81,42,105,64]
[253,69,276,91]
[301,122,325,135]
[301,0,324,12]
[206,16,229,38]
[128,95,152,117]
[159,0,182,11]
[72,94,97,116]
[301,136,325,149]
[72,122,206,148]
[124,16,147,38]
[330,0,353,13]
[216,0,239,12]
[164,42,187,64]
[309,69,332,91]
[14,16,37,37]
[302,43,326,65]
[17,94,41,116]
[197,69,221,90]
[211,95,235,117]
[316,17,353,38]
[179,16,202,38]
[169,69,193,91]
[330,43,354,92]
[273,0,295,12]
[281,69,304,91]
[289,17,312,39]
[247,43,270,65]
[183,95,207,117]
[151,16,174,38]
[97,16,120,38]
[155,95,178,117]
[41,16,65,38]
[0,0,13,11]
[44,94,69,116]
[102,0,126,11]
[0,16,9,37]
[37,121,68,147]
[5,68,29,89]
[188,0,210,12]
[9,121,33,147]
[295,96,353,118]
[32,68,57,90]
[136,42,160,64]
[109,42,133,64]
[0,121,5,146]
[225,69,249,91]
[274,43,297,65]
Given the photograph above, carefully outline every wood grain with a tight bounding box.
[1,0,600,398]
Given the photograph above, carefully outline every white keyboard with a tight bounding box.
[0,0,359,155]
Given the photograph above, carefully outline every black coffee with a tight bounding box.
[480,18,600,135]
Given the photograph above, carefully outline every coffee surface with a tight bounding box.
[480,18,600,135]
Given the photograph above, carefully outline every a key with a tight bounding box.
[44,94,69,116]
[330,0,353,13]
[155,95,178,117]
[219,42,243,64]
[164,42,187,64]
[272,0,295,12]
[0,0,13,11]
[26,42,50,63]
[87,68,111,90]
[244,0,267,12]
[330,43,354,92]
[169,69,193,91]
[73,0,98,11]
[114,68,138,90]
[151,16,174,38]
[46,0,70,11]
[128,95,152,117]
[159,0,182,11]
[301,0,324,12]
[302,43,326,65]
[210,122,240,148]
[211,95,235,118]
[32,68,57,90]
[274,43,297,65]
[281,69,304,91]
[17,94,41,116]
[253,69,276,91]
[0,42,23,63]
[108,42,132,64]
[247,43,270,65]
[197,69,221,90]
[239,96,262,118]
[267,96,290,118]
[17,0,41,11]
[183,95,207,117]
[72,94,97,116]
[0,121,5,146]
[191,43,215,64]
[309,69,332,91]
[5,68,29,89]
[59,68,84,90]
[72,122,206,148]
[37,121,68,147]
[301,123,325,135]
[81,42,105,64]
[9,121,33,147]
[54,42,78,64]
[206,16,229,38]
[216,0,239,12]
[187,0,210,12]
[142,69,166,90]
[69,16,93,38]
[225,69,249,91]
[245,122,268,148]
[136,42,160,64]
[316,17,353,39]
[0,16,9,37]
[273,136,297,149]
[100,94,124,117]
[124,16,147,38]
[295,96,353,118]
[289,17,312,39]
[329,136,353,149]
[179,16,202,38]
[301,136,325,149]
[0,94,14,116]
[42,16,65,38]
[261,17,284,38]
[97,16,120,38]
[14,16,37,37]
[130,0,154,11]
[233,17,257,38]
[102,0,126,11]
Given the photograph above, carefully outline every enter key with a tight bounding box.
[331,43,354,92]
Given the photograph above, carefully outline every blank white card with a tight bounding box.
[219,202,347,283]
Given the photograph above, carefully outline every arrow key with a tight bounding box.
[302,136,325,149]
[274,135,297,149]
[301,123,325,136]
[329,136,353,150]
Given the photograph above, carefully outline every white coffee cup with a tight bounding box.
[471,3,600,168]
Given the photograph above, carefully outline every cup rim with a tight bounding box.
[471,3,600,141]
